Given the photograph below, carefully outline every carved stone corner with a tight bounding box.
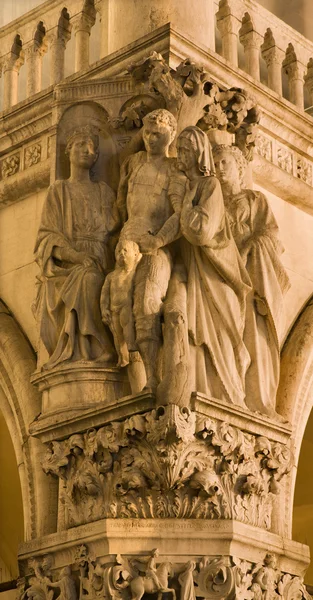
[18,535,311,600]
[37,399,292,531]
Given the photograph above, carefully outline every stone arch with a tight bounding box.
[0,300,57,543]
[277,295,313,538]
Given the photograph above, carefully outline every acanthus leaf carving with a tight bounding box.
[42,408,291,529]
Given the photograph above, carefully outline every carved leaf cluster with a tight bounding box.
[42,408,291,529]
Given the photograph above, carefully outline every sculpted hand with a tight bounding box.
[139,234,162,254]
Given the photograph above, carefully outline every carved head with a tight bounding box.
[142,109,177,156]
[115,239,141,269]
[213,144,247,189]
[177,126,215,177]
[65,126,99,170]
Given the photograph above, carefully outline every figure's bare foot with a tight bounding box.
[117,357,129,368]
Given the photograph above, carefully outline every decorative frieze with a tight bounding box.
[18,547,310,600]
[255,132,313,186]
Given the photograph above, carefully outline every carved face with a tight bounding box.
[115,241,139,269]
[68,134,98,169]
[177,138,198,173]
[214,151,240,188]
[143,122,172,155]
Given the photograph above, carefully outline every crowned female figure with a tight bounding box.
[34,126,120,369]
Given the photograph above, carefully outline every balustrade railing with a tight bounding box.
[0,0,313,115]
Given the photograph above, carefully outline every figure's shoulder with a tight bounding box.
[243,188,270,212]
[122,151,146,169]
[48,179,65,191]
[98,180,116,197]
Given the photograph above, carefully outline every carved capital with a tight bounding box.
[216,11,241,37]
[304,58,313,93]
[3,49,25,73]
[71,8,96,35]
[24,39,48,61]
[261,44,285,68]
[42,408,291,528]
[239,14,263,50]
[283,44,305,82]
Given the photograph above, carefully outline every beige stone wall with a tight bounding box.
[0,190,45,349]
[255,185,313,343]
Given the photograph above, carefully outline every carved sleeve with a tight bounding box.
[180,177,225,247]
[34,181,74,273]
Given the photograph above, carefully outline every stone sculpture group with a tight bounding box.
[34,79,289,417]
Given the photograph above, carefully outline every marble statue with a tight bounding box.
[176,126,252,407]
[101,239,142,368]
[34,126,120,369]
[213,144,290,415]
[117,108,184,391]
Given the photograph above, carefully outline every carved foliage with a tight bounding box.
[42,408,291,529]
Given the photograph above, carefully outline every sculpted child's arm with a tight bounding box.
[100,274,113,324]
[116,156,133,224]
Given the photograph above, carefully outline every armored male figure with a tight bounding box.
[117,109,184,391]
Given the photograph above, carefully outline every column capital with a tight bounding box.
[24,39,48,60]
[261,42,285,69]
[283,44,306,82]
[216,1,241,36]
[3,49,25,73]
[239,14,262,50]
[304,58,313,93]
[71,7,96,35]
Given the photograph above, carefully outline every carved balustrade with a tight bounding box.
[1,0,313,113]
[216,0,313,111]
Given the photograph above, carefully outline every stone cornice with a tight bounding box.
[1,25,313,210]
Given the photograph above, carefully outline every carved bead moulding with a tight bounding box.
[42,406,291,530]
[18,547,310,600]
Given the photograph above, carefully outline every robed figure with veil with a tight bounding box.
[176,126,252,406]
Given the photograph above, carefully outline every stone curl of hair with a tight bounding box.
[142,109,177,142]
[213,144,247,186]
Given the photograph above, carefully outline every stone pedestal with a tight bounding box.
[31,362,131,415]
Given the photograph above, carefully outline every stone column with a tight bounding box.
[24,40,47,96]
[47,15,71,85]
[95,0,110,58]
[283,43,305,109]
[261,29,284,95]
[3,50,24,110]
[71,6,96,72]
[216,0,241,67]
[304,58,313,107]
[239,14,263,81]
